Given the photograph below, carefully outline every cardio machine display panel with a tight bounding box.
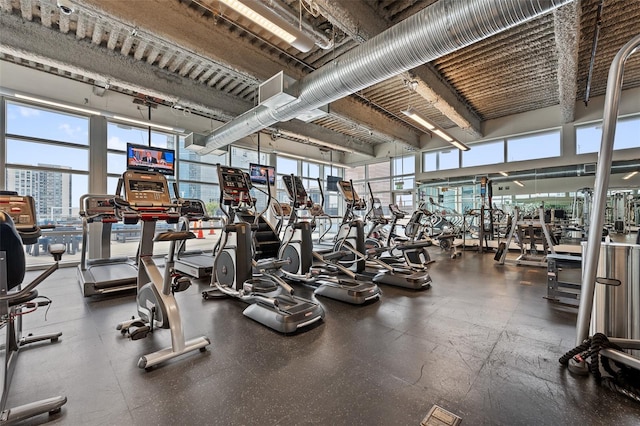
[122,171,172,207]
[84,196,117,216]
[0,194,37,230]
[337,180,361,202]
[282,175,309,207]
[218,166,251,205]
[179,199,207,218]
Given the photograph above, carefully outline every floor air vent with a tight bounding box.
[420,405,462,426]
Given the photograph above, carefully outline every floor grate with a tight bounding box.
[420,405,462,426]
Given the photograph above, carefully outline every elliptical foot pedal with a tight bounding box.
[203,289,227,299]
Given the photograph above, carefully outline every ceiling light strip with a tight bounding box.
[110,115,184,132]
[2,87,185,133]
[218,0,296,44]
[13,93,101,115]
[622,171,638,180]
[401,107,469,151]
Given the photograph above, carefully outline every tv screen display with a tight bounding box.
[326,176,341,192]
[249,163,275,185]
[126,143,175,176]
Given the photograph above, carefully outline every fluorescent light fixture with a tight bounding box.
[513,180,525,187]
[450,140,470,151]
[401,106,469,151]
[401,107,435,130]
[499,171,509,177]
[14,93,101,115]
[623,171,638,180]
[219,0,296,44]
[433,129,453,142]
[110,115,184,133]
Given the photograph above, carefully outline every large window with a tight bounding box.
[345,165,365,182]
[6,102,89,145]
[507,130,561,162]
[439,150,460,170]
[462,140,504,167]
[423,152,437,172]
[277,156,298,176]
[4,101,89,222]
[177,136,226,216]
[3,101,91,267]
[576,115,640,154]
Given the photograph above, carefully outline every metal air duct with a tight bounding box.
[199,0,572,154]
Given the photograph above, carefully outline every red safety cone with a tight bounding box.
[197,220,204,239]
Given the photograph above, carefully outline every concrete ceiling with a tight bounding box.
[1,0,639,160]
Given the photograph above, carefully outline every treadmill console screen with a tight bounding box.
[218,165,251,206]
[122,171,172,207]
[128,180,165,193]
[0,194,37,229]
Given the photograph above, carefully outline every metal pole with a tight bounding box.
[575,34,640,347]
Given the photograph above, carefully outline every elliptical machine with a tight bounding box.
[0,192,67,423]
[280,175,381,304]
[202,165,324,333]
[113,170,210,370]
[335,180,432,290]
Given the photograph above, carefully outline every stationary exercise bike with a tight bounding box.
[0,192,67,424]
[113,170,210,370]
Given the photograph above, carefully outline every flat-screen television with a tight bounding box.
[326,175,341,192]
[126,143,175,176]
[249,163,275,185]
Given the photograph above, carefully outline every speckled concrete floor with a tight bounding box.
[10,247,640,425]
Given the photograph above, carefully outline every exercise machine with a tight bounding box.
[202,165,324,333]
[113,170,210,370]
[0,192,67,423]
[495,207,556,267]
[561,35,640,402]
[173,197,216,280]
[281,175,381,304]
[77,194,138,297]
[335,180,432,290]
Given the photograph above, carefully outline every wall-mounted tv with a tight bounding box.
[126,143,175,176]
[249,163,275,185]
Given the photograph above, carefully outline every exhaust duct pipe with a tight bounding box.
[200,0,573,154]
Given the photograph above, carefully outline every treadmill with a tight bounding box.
[77,194,137,297]
[173,198,216,279]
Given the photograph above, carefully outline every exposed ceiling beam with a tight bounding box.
[0,12,247,120]
[0,11,377,158]
[553,0,580,123]
[312,0,483,137]
[275,121,375,157]
[76,0,421,152]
